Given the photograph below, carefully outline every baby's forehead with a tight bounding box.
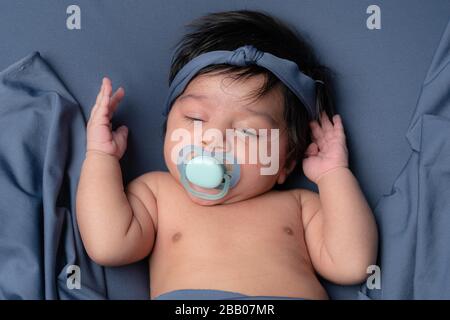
[183,72,285,116]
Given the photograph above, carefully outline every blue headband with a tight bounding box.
[163,44,321,119]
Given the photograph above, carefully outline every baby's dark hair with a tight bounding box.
[163,9,335,171]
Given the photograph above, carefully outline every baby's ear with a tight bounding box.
[277,159,297,184]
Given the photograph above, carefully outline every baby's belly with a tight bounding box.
[149,225,329,300]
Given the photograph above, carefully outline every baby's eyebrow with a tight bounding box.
[177,93,215,111]
[178,93,210,103]
[243,106,278,127]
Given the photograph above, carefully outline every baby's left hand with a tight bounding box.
[302,112,349,184]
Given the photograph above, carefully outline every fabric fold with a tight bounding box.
[0,51,107,299]
[360,19,450,299]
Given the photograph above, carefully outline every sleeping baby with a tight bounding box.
[76,10,378,300]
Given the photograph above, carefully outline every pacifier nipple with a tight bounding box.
[185,156,225,189]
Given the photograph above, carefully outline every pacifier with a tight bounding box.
[177,145,241,201]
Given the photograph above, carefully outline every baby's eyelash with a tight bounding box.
[237,128,259,137]
[182,117,259,137]
[184,116,204,122]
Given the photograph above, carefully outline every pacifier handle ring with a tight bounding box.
[180,171,231,201]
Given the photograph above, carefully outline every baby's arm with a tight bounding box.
[76,77,157,267]
[300,112,378,285]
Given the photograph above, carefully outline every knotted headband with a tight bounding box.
[163,44,321,119]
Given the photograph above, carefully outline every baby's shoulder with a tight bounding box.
[132,171,173,196]
[283,188,320,206]
[138,170,171,182]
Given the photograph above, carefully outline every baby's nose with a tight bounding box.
[201,137,232,154]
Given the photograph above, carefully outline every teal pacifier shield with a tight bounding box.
[177,145,240,200]
[185,156,225,189]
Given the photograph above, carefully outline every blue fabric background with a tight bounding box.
[360,19,450,299]
[0,0,449,299]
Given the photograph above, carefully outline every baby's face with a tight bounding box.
[163,72,294,206]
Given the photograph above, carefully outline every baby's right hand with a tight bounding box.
[86,77,128,159]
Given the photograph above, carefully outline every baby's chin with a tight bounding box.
[181,182,255,206]
[185,185,240,206]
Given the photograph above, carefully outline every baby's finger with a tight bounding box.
[96,79,113,118]
[89,87,112,130]
[320,111,333,132]
[89,79,104,118]
[305,142,319,156]
[110,87,125,114]
[309,121,324,145]
[332,115,346,138]
[90,77,108,119]
[333,115,345,140]
[112,125,129,156]
[332,115,344,130]
[95,78,106,107]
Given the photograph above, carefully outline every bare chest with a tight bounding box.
[153,185,305,256]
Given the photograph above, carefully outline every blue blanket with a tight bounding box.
[0,52,109,299]
[0,20,449,299]
[360,19,450,299]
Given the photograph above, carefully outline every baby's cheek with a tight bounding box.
[162,139,184,184]
[231,137,284,179]
[239,162,278,192]
[232,136,271,165]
